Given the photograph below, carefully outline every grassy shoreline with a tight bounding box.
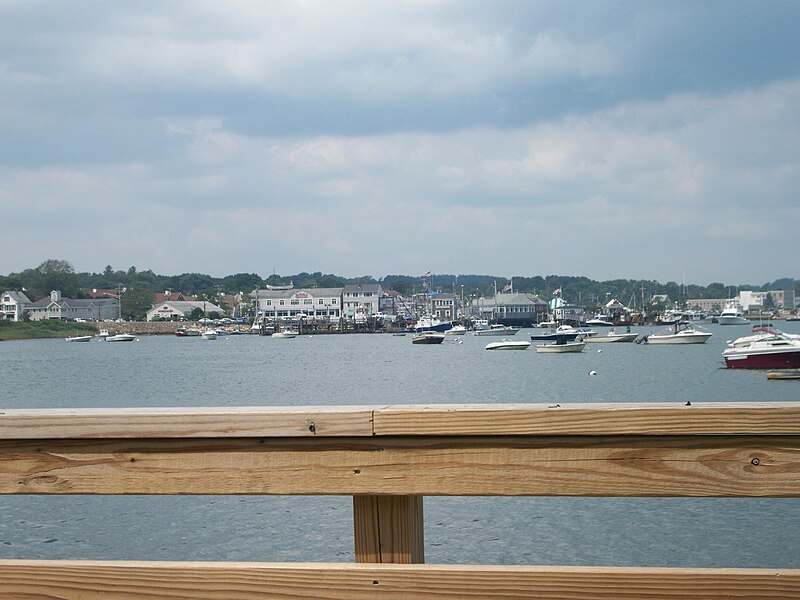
[0,321,98,341]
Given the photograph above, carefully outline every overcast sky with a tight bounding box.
[1,1,798,285]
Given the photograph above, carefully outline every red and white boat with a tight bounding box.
[722,331,800,369]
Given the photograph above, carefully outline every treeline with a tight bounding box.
[2,260,797,313]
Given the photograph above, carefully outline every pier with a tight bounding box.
[0,403,799,598]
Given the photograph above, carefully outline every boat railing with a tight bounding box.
[1,403,799,598]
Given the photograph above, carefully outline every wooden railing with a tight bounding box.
[0,403,799,598]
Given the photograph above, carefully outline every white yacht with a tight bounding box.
[717,301,749,325]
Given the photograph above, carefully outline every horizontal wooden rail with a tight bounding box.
[0,562,799,599]
[1,403,800,438]
[0,404,798,598]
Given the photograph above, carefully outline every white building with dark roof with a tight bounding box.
[146,300,226,321]
[342,283,383,320]
[1,290,31,321]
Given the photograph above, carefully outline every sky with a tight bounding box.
[1,1,798,286]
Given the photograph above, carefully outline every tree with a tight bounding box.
[121,287,155,321]
[103,265,114,277]
[29,259,79,299]
[763,292,776,312]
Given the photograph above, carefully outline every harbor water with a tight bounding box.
[1,323,798,567]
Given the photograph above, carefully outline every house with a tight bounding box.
[472,293,548,326]
[26,290,119,322]
[342,283,383,320]
[251,288,344,322]
[1,290,31,321]
[429,293,455,321]
[153,290,188,305]
[146,300,225,321]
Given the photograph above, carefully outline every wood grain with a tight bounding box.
[1,435,798,497]
[0,561,798,599]
[373,403,800,436]
[0,406,377,439]
[354,496,425,563]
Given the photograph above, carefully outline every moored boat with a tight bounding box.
[473,324,521,336]
[717,301,749,325]
[642,323,712,345]
[723,332,800,369]
[201,329,218,340]
[411,316,453,333]
[105,333,136,342]
[65,335,93,342]
[535,340,586,353]
[583,328,639,343]
[411,331,445,344]
[444,325,467,336]
[485,339,531,351]
[272,330,298,339]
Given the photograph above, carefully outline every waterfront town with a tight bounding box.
[2,278,797,333]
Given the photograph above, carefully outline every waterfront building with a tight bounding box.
[146,300,225,321]
[26,290,119,322]
[431,293,455,321]
[1,290,31,321]
[342,283,383,320]
[472,293,548,327]
[252,288,343,322]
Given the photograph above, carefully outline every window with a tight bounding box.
[279,300,285,306]
[290,300,299,306]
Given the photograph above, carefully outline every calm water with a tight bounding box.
[0,324,798,566]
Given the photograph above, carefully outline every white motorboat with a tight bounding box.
[65,335,93,342]
[717,301,749,325]
[535,340,586,353]
[485,339,530,351]
[201,329,218,340]
[583,328,639,343]
[97,329,110,338]
[411,331,445,344]
[473,324,521,336]
[642,323,712,345]
[444,325,467,336]
[584,315,614,327]
[728,327,800,348]
[272,330,298,339]
[105,333,136,342]
[723,332,800,369]
[411,316,452,333]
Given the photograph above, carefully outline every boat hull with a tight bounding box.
[485,341,530,350]
[717,316,750,325]
[105,334,136,342]
[584,333,639,343]
[474,327,521,336]
[412,332,445,344]
[65,336,93,342]
[723,348,800,369]
[535,341,585,353]
[645,333,711,344]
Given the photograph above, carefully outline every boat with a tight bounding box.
[485,339,531,351]
[410,316,453,333]
[641,323,712,345]
[472,319,491,331]
[473,324,521,336]
[65,335,93,342]
[201,329,218,340]
[411,331,446,344]
[529,325,594,342]
[727,327,800,348]
[535,339,586,353]
[722,332,800,369]
[584,316,614,327]
[272,330,299,339]
[444,325,467,336]
[175,327,201,337]
[97,329,110,338]
[105,333,136,342]
[717,301,749,325]
[583,328,639,343]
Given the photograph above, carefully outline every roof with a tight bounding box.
[343,283,382,293]
[495,293,547,307]
[148,300,224,314]
[27,296,117,308]
[2,291,31,304]
[253,287,344,299]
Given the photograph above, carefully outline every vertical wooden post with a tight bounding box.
[353,495,424,564]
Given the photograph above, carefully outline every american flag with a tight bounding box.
[553,288,561,295]
[423,271,432,277]
[502,283,512,292]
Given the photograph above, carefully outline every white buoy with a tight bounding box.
[597,349,602,353]
[589,370,597,376]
